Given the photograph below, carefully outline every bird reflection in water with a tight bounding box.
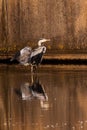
[14,74,49,109]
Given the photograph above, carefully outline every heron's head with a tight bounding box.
[38,38,50,46]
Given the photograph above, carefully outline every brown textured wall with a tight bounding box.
[0,0,87,53]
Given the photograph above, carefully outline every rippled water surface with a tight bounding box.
[0,66,87,130]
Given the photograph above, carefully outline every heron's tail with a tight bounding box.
[10,56,17,61]
[10,57,14,61]
[10,51,20,62]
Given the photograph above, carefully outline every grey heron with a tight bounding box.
[11,38,50,72]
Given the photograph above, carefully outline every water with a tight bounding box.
[0,66,87,130]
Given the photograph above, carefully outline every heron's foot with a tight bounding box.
[31,66,37,73]
[33,66,37,73]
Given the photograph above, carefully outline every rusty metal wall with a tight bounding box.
[0,0,87,53]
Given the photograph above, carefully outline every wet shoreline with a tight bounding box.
[1,64,87,73]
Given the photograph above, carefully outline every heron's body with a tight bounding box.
[11,38,50,72]
[29,46,46,66]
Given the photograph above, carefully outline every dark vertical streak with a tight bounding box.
[63,0,75,49]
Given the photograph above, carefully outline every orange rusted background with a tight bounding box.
[0,0,87,58]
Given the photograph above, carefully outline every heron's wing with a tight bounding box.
[11,47,32,62]
[30,47,42,58]
[20,47,32,56]
[19,47,32,64]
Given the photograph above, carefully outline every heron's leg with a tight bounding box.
[31,65,33,73]
[31,65,37,73]
[33,65,37,73]
[31,72,34,83]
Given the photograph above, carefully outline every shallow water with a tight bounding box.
[0,66,87,130]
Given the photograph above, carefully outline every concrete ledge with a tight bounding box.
[1,52,87,60]
[44,53,87,60]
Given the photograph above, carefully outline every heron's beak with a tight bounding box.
[46,39,51,42]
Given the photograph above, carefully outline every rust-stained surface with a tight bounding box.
[0,0,87,58]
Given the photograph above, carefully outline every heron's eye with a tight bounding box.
[43,47,46,53]
[43,48,45,51]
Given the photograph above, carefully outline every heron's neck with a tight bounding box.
[38,41,42,46]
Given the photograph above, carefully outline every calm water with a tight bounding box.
[0,66,87,130]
